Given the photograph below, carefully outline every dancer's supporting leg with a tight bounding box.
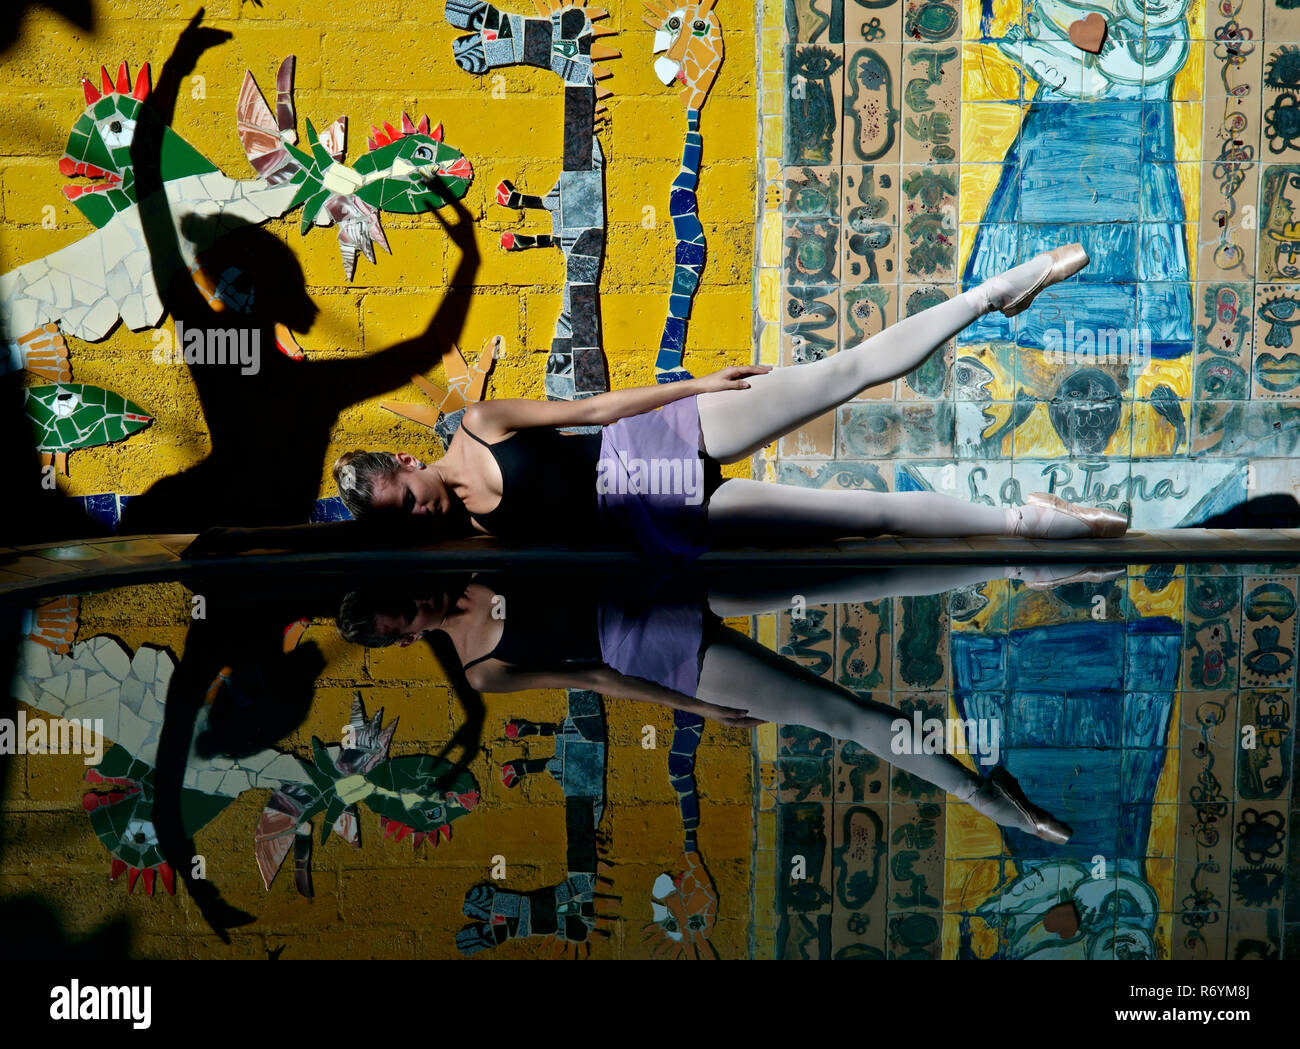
[706,480,1027,540]
[706,474,1121,541]
[693,625,1069,841]
[697,250,1076,462]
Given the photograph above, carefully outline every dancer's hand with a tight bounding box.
[693,364,772,393]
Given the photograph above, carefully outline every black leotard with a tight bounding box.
[461,424,604,539]
[461,580,603,672]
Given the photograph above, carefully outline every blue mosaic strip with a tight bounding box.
[75,495,352,532]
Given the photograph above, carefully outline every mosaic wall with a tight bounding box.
[753,562,1298,960]
[0,1,755,524]
[755,0,1300,527]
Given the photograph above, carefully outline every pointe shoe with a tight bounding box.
[999,243,1090,317]
[1025,491,1128,539]
[972,766,1073,844]
[1021,565,1127,590]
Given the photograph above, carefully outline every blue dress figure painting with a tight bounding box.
[961,0,1193,360]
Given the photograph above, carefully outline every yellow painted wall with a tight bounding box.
[0,0,757,499]
[0,0,759,958]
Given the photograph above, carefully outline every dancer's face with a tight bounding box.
[369,453,452,518]
[372,594,454,647]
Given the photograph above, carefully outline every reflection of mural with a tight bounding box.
[459,690,615,956]
[643,710,720,958]
[13,624,479,900]
[951,596,1182,960]
[446,0,619,403]
[5,557,1299,957]
[257,694,480,897]
[752,559,1297,959]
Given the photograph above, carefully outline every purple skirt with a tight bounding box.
[597,598,704,696]
[597,395,720,563]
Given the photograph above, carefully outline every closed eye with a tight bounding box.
[403,488,416,513]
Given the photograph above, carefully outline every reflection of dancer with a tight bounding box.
[964,0,1192,358]
[337,566,1089,842]
[333,245,1126,559]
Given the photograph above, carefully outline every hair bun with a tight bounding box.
[332,451,357,480]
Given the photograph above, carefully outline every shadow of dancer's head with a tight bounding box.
[184,216,318,339]
[193,641,327,760]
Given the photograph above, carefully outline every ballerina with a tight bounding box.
[335,243,1126,560]
[336,564,1086,843]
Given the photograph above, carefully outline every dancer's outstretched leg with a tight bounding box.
[698,246,1086,462]
[695,626,1071,842]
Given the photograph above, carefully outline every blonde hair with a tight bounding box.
[332,450,400,518]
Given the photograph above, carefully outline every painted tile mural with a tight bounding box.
[758,0,1300,527]
[752,0,1300,958]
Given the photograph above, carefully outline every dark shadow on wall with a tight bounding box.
[1199,494,1300,528]
[0,1,93,52]
[0,593,135,959]
[0,4,103,549]
[119,11,480,536]
[0,1,133,962]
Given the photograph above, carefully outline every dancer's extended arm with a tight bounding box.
[182,515,435,557]
[317,198,481,405]
[464,662,760,726]
[464,364,770,436]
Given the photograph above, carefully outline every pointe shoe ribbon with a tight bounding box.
[1026,491,1128,538]
[1000,243,1090,317]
